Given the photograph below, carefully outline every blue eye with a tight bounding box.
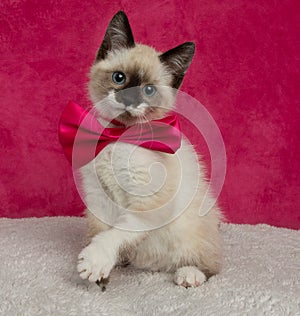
[142,85,157,97]
[112,71,126,85]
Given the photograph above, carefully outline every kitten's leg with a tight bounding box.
[174,266,207,288]
[77,229,143,282]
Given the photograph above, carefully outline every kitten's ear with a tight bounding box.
[96,11,135,61]
[159,42,195,89]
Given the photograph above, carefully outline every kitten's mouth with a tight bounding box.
[119,107,149,121]
[113,104,159,126]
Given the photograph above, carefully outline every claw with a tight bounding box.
[96,277,110,292]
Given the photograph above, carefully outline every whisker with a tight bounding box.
[93,79,107,89]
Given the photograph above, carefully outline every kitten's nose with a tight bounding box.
[116,90,141,107]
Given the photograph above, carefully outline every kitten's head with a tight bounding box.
[89,11,195,125]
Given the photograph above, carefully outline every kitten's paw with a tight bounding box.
[174,266,206,288]
[77,242,116,283]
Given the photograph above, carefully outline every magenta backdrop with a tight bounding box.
[1,0,299,229]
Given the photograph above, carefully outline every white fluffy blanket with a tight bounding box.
[0,217,299,315]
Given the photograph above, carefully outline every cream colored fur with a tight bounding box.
[77,32,222,287]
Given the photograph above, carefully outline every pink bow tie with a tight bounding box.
[58,101,181,168]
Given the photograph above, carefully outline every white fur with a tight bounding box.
[126,102,148,116]
[78,138,222,286]
[174,266,207,287]
[78,229,143,282]
[94,90,125,123]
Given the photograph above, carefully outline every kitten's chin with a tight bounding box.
[115,111,147,126]
[116,107,170,126]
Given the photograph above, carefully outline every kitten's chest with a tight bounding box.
[80,142,169,199]
[95,142,162,175]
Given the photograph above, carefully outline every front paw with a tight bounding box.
[77,242,115,282]
[174,266,207,287]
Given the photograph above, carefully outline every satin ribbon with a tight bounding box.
[58,101,181,168]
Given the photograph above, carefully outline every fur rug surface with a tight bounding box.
[0,217,299,315]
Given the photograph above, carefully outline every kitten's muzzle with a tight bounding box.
[116,89,143,108]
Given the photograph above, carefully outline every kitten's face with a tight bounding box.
[89,11,195,125]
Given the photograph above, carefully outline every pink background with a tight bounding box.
[1,0,299,229]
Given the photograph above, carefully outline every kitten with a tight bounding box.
[77,11,222,288]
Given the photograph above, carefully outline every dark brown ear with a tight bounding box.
[159,42,195,89]
[96,11,135,61]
